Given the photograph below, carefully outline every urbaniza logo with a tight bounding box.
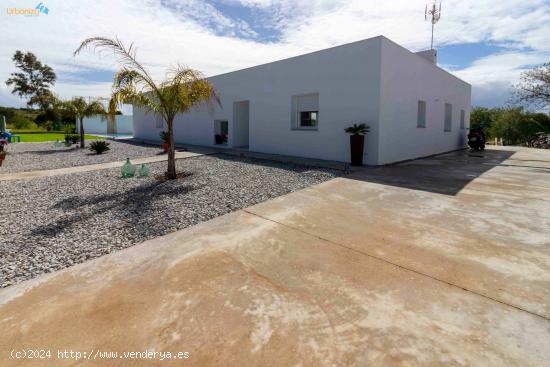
[6,3,50,16]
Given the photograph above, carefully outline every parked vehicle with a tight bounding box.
[532,133,550,149]
[468,127,486,151]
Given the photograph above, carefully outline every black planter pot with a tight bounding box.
[350,134,365,166]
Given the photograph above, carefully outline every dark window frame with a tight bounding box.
[299,110,319,128]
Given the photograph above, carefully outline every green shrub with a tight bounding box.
[160,131,169,143]
[64,134,79,144]
[89,140,110,154]
[9,114,34,129]
[43,120,53,131]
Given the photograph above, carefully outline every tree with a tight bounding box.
[470,106,503,133]
[63,97,107,148]
[488,107,550,146]
[512,62,550,109]
[5,51,56,108]
[74,37,219,180]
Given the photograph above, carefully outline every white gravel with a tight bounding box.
[0,140,164,173]
[0,154,339,288]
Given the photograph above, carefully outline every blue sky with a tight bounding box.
[1,0,549,111]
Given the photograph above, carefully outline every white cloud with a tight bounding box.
[1,0,549,109]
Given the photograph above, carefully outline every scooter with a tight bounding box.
[468,128,486,151]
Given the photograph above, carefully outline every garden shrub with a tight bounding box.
[64,134,80,144]
[9,114,34,129]
[89,140,110,154]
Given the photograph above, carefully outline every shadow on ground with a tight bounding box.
[349,149,517,196]
[31,179,197,238]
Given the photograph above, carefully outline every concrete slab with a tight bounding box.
[247,147,550,319]
[1,211,549,366]
[0,151,203,181]
[1,146,549,366]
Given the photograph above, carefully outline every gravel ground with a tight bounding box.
[0,140,164,174]
[0,154,340,288]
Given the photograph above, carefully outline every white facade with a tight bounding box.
[79,115,133,135]
[133,36,471,165]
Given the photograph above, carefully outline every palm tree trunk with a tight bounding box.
[166,118,177,179]
[79,117,85,148]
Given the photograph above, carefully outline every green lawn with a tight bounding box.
[13,133,105,143]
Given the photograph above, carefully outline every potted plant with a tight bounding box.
[160,131,169,152]
[344,123,370,166]
[0,151,7,167]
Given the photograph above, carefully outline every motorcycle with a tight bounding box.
[468,128,486,151]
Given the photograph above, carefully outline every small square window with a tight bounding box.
[300,111,318,128]
[292,93,319,130]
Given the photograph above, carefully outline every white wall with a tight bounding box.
[133,37,384,164]
[79,115,133,135]
[378,38,471,164]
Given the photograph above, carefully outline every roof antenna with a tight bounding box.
[425,1,442,50]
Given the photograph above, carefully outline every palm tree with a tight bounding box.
[74,37,219,180]
[63,97,107,148]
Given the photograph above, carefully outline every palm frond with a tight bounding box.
[74,37,160,97]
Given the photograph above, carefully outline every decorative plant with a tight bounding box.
[74,37,219,180]
[64,133,79,144]
[89,140,110,154]
[0,150,7,167]
[159,131,169,143]
[345,123,370,166]
[344,123,370,135]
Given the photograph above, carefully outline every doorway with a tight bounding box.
[214,120,228,145]
[233,101,249,149]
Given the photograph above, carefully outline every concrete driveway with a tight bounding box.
[1,146,549,366]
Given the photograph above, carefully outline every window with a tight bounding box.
[417,100,426,128]
[292,93,319,130]
[444,103,452,132]
[300,111,318,127]
[460,109,465,129]
[155,114,164,128]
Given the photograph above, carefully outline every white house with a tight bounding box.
[133,36,471,165]
[78,115,133,136]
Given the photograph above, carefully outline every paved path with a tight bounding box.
[0,151,203,181]
[1,146,550,366]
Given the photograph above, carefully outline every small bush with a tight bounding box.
[89,140,110,154]
[9,114,34,129]
[64,134,79,144]
[160,131,169,143]
[64,125,76,134]
[43,120,53,131]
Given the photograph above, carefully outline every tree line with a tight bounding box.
[471,60,550,147]
[470,107,550,147]
[3,51,121,148]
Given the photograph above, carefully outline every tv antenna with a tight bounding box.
[425,1,442,50]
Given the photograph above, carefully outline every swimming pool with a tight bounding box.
[94,133,133,139]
